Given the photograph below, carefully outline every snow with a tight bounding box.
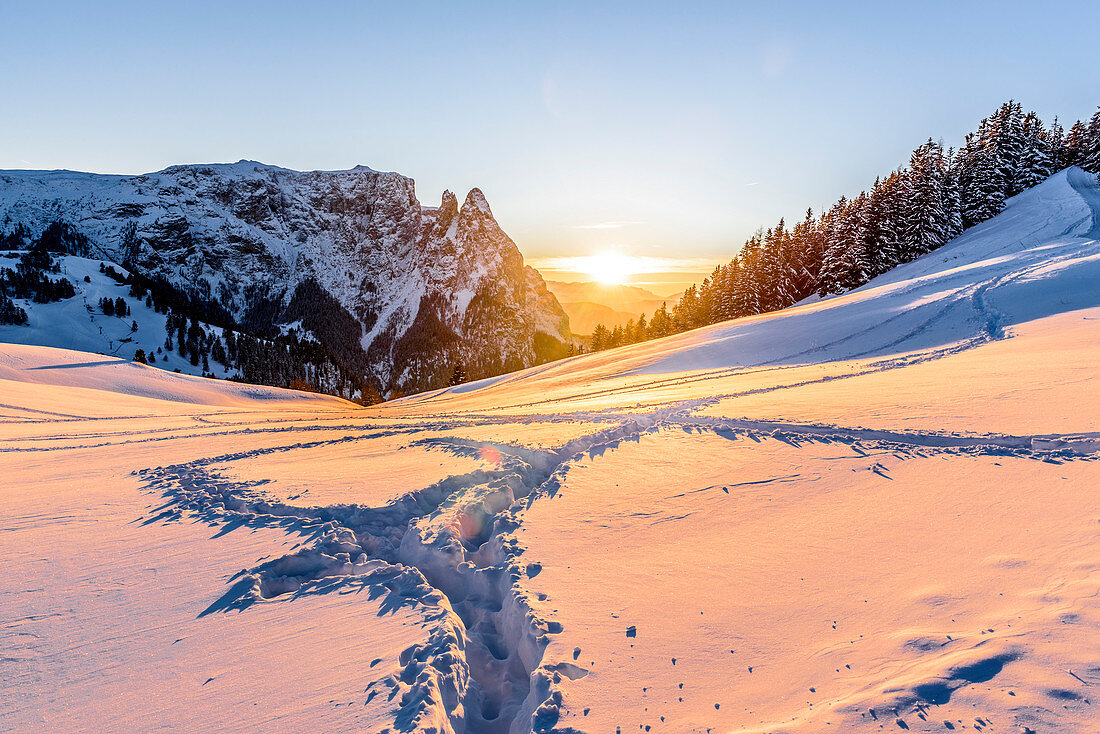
[517,431,1100,732]
[0,161,570,390]
[206,436,498,508]
[0,342,332,408]
[0,253,236,379]
[1,168,1099,733]
[0,383,436,732]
